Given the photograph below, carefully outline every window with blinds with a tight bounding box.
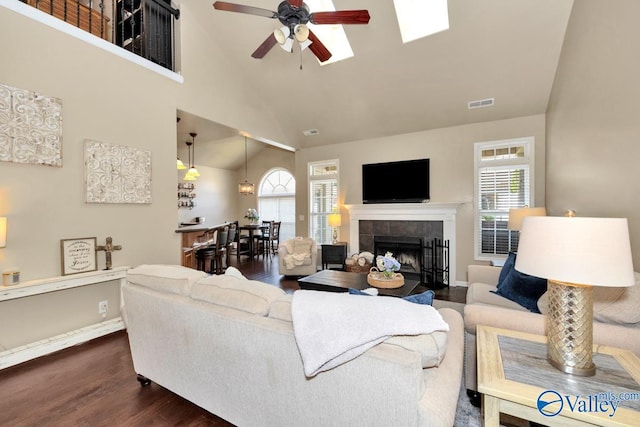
[309,160,339,244]
[258,168,296,242]
[474,138,534,259]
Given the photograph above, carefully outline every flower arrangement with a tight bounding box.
[376,251,401,278]
[244,208,259,224]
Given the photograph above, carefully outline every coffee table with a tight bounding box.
[297,270,420,298]
[477,325,640,426]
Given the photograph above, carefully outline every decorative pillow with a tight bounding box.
[191,275,285,316]
[348,288,435,306]
[224,266,247,280]
[491,252,547,313]
[498,252,517,285]
[538,272,640,325]
[127,264,207,296]
[268,294,293,322]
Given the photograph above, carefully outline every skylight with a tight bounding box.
[306,0,354,65]
[394,0,450,44]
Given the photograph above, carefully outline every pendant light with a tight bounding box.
[238,136,254,195]
[183,140,196,181]
[176,116,186,169]
[185,132,200,179]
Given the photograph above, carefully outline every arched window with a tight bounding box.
[258,168,296,242]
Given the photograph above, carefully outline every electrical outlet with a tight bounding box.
[98,300,108,315]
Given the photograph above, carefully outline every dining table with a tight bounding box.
[237,224,269,260]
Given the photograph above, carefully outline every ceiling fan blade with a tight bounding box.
[307,30,332,63]
[251,33,278,59]
[287,0,303,7]
[213,1,277,19]
[310,10,370,25]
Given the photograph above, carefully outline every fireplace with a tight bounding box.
[373,236,423,275]
[345,202,462,286]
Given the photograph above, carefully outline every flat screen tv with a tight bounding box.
[362,158,430,204]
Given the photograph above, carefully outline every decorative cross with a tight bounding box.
[96,236,122,270]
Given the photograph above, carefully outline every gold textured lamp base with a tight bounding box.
[547,280,595,376]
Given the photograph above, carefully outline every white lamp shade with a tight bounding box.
[515,216,635,287]
[0,217,6,248]
[299,39,312,51]
[280,37,294,52]
[177,158,186,170]
[508,207,546,230]
[294,24,309,42]
[274,26,290,44]
[183,172,196,181]
[328,213,342,227]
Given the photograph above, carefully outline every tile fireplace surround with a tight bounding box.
[345,203,463,286]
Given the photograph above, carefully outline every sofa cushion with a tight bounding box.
[385,331,448,368]
[492,252,547,313]
[191,274,285,316]
[127,264,207,296]
[466,282,529,311]
[268,294,293,322]
[538,272,640,325]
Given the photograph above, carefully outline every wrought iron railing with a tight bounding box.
[21,0,179,71]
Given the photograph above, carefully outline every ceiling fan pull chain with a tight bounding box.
[299,44,303,70]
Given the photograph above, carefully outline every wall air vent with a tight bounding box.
[468,98,495,109]
[303,129,320,136]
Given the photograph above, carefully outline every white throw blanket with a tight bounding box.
[291,290,450,377]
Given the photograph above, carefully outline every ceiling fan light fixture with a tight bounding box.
[274,26,290,44]
[299,38,312,51]
[294,23,309,42]
[280,37,294,52]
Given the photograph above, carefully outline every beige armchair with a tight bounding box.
[278,237,318,276]
[464,264,640,403]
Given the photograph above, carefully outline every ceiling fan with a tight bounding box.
[212,1,370,63]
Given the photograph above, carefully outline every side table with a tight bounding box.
[320,242,347,270]
[477,325,640,426]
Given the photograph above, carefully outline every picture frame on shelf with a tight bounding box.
[60,237,98,276]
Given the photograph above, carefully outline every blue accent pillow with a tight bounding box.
[348,288,435,306]
[491,252,546,313]
[498,252,517,285]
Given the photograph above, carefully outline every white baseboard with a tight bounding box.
[0,317,125,370]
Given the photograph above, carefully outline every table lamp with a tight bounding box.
[328,213,342,244]
[507,207,547,231]
[0,217,6,248]
[515,216,635,376]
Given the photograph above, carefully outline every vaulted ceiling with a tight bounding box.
[178,0,574,168]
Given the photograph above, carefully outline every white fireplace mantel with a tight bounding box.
[344,202,464,286]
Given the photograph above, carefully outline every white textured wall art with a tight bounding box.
[0,82,63,167]
[85,140,152,204]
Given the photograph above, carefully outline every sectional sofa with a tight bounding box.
[123,264,465,426]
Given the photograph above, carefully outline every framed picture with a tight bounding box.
[60,237,97,276]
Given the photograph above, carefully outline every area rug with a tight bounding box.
[454,380,482,426]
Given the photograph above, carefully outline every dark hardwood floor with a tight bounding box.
[0,256,466,426]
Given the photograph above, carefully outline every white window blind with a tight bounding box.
[258,169,296,242]
[474,138,534,259]
[309,160,339,244]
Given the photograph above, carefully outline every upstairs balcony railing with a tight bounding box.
[21,0,179,71]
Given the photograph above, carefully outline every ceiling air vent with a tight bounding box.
[303,129,320,136]
[468,98,495,109]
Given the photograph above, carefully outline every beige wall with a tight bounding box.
[295,114,547,282]
[546,0,640,270]
[236,144,296,221]
[0,3,292,348]
[177,166,238,227]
